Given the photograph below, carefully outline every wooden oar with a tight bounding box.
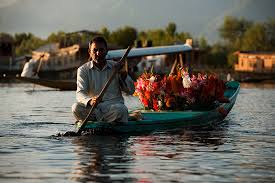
[76,46,132,135]
[33,53,47,76]
[32,53,45,91]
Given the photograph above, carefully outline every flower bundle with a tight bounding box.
[134,72,165,111]
[134,68,228,111]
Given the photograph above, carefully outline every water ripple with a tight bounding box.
[0,84,275,182]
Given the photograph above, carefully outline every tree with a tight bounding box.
[166,22,177,37]
[144,29,167,46]
[110,26,137,48]
[100,27,110,41]
[0,32,14,42]
[241,23,268,51]
[137,31,147,45]
[14,33,34,46]
[47,31,66,43]
[219,16,252,49]
[206,43,229,68]
[198,36,209,50]
[264,18,275,50]
[15,36,45,56]
[175,32,192,44]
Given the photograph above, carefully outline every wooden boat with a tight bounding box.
[16,77,76,90]
[15,44,192,90]
[76,81,240,134]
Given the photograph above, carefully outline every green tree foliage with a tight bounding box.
[241,23,268,51]
[9,23,194,56]
[219,16,252,50]
[15,36,45,56]
[139,29,167,46]
[176,32,192,44]
[241,19,275,51]
[109,26,137,48]
[206,43,228,68]
[227,53,238,68]
[100,27,110,41]
[264,18,275,50]
[12,32,46,56]
[14,33,34,46]
[166,22,177,37]
[47,31,82,47]
[0,32,14,43]
[198,36,209,50]
[137,22,192,46]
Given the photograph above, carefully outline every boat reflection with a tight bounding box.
[70,124,228,182]
[70,135,133,182]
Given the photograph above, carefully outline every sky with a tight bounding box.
[0,0,274,43]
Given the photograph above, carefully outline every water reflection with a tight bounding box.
[1,84,274,182]
[178,126,227,146]
[71,135,133,182]
[69,124,228,182]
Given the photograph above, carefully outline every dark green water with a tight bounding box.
[0,83,274,182]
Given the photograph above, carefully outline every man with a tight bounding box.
[72,36,135,123]
[21,56,39,78]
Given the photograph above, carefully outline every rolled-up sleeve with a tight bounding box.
[76,67,91,107]
[119,74,135,95]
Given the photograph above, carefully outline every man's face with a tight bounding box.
[89,42,107,63]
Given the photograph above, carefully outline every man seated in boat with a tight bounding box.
[72,36,135,123]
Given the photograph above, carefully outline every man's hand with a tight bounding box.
[119,62,128,81]
[120,70,128,81]
[89,96,99,106]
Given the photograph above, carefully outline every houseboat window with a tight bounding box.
[63,57,67,65]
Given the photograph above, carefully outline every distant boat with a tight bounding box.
[16,44,193,90]
[16,77,76,90]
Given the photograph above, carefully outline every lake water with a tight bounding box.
[0,83,274,183]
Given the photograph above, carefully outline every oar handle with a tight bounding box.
[77,46,132,135]
[34,54,45,76]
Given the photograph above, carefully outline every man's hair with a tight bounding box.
[89,36,107,49]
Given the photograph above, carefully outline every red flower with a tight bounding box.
[153,99,159,111]
[134,68,227,111]
[141,97,149,107]
[144,91,151,100]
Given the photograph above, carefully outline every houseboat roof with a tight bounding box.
[235,51,275,55]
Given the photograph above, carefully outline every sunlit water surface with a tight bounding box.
[0,83,274,182]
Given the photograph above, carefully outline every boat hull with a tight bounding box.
[76,81,240,134]
[16,77,76,90]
